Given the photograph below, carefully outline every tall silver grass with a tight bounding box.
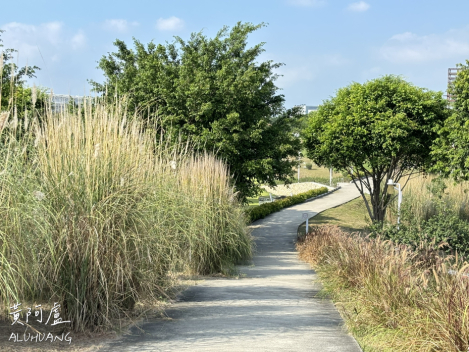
[0,98,251,331]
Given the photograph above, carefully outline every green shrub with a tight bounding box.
[246,187,328,222]
[372,198,469,257]
[305,162,313,170]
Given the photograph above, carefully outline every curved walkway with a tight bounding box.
[99,184,362,352]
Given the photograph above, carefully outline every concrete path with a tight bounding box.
[99,184,362,352]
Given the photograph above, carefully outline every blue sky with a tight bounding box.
[2,0,469,108]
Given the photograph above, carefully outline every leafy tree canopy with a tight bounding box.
[303,75,448,222]
[90,22,302,200]
[431,60,469,180]
[0,30,41,113]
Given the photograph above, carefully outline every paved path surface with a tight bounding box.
[99,184,362,352]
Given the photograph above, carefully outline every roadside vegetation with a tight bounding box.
[303,75,448,222]
[4,15,469,350]
[297,225,469,352]
[90,22,303,202]
[0,98,252,332]
[0,21,306,333]
[297,175,469,351]
[246,187,328,222]
[299,65,469,351]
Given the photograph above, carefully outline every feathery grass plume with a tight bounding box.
[23,111,29,132]
[0,111,9,133]
[388,175,469,221]
[0,97,251,332]
[32,84,37,106]
[298,225,469,352]
[11,105,18,130]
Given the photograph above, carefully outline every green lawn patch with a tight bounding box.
[297,195,371,236]
[246,190,270,209]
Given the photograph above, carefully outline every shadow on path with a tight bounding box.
[98,185,363,352]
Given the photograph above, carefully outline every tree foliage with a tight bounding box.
[0,30,42,114]
[303,75,448,222]
[91,22,302,200]
[431,60,469,180]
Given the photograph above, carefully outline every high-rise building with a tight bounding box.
[296,104,318,115]
[447,68,461,103]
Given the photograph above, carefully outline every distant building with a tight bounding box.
[51,94,86,112]
[447,68,461,103]
[296,104,318,115]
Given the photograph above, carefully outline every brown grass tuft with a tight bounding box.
[297,225,469,352]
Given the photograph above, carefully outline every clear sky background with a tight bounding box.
[1,0,469,108]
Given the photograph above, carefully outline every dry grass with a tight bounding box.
[296,161,343,179]
[391,174,469,223]
[298,225,469,352]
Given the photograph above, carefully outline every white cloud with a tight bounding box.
[156,16,184,31]
[287,0,326,7]
[102,19,139,33]
[390,32,417,41]
[0,21,89,66]
[380,26,469,63]
[360,66,382,81]
[277,65,316,88]
[347,1,370,12]
[1,21,64,58]
[71,30,86,50]
[275,54,349,88]
[324,54,349,66]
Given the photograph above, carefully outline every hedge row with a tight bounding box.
[246,187,329,223]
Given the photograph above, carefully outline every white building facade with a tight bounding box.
[296,104,318,115]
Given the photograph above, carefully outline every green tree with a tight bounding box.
[431,60,469,180]
[90,22,302,200]
[303,75,448,222]
[0,30,41,114]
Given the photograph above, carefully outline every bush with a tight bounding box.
[246,187,328,222]
[305,162,313,170]
[375,211,469,258]
[374,195,469,258]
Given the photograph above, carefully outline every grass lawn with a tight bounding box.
[247,160,346,210]
[246,189,270,209]
[298,195,371,235]
[296,162,343,180]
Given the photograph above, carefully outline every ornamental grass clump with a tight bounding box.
[0,98,251,331]
[297,225,469,352]
[175,153,252,274]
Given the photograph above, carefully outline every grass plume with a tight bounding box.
[0,97,252,331]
